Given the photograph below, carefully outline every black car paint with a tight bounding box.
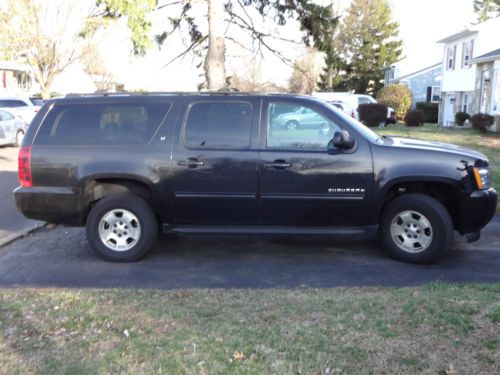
[15,93,497,238]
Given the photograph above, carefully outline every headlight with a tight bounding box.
[473,166,492,190]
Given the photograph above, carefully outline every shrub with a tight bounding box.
[455,112,470,126]
[404,109,425,127]
[358,103,388,127]
[415,102,438,123]
[470,113,495,133]
[377,84,412,120]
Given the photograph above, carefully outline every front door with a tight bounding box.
[172,99,259,225]
[258,99,373,227]
[443,94,455,126]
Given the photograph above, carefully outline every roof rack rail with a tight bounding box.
[63,90,294,98]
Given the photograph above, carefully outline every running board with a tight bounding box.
[162,224,378,237]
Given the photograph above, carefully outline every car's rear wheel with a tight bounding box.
[380,193,453,264]
[15,130,24,147]
[86,194,158,262]
[285,120,299,131]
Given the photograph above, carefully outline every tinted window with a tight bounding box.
[35,102,170,145]
[358,97,373,105]
[30,98,44,106]
[184,102,252,149]
[0,100,27,108]
[267,102,341,150]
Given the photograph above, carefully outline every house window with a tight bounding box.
[431,86,441,102]
[462,94,469,113]
[462,39,474,68]
[447,45,456,71]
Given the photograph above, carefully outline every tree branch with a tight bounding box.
[162,35,207,67]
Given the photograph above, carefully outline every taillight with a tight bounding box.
[18,146,32,188]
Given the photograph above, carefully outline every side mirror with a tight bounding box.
[328,130,355,152]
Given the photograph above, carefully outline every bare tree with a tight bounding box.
[82,47,120,92]
[0,0,102,98]
[288,49,324,94]
[97,0,336,91]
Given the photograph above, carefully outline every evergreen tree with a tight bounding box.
[320,0,402,94]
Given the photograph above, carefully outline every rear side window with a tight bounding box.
[183,101,252,149]
[35,103,171,145]
[0,100,27,107]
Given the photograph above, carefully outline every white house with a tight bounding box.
[437,17,500,128]
[0,61,36,97]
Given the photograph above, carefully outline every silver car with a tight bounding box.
[0,108,28,147]
[0,97,41,125]
[273,106,330,131]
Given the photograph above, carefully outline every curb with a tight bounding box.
[0,222,47,249]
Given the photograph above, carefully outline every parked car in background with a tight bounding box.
[0,97,41,125]
[273,105,330,130]
[0,108,27,146]
[29,97,45,106]
[313,92,396,124]
[328,100,357,118]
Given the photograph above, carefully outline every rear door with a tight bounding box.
[172,98,260,225]
[258,98,373,226]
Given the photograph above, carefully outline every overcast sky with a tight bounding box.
[101,0,475,90]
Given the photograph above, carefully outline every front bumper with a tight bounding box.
[455,188,497,235]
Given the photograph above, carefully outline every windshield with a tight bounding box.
[324,102,380,142]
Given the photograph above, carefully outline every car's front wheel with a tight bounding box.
[380,193,453,264]
[86,194,158,262]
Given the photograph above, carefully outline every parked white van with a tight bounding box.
[312,92,396,124]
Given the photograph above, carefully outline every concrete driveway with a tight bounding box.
[1,215,499,288]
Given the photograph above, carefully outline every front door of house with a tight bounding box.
[443,94,455,126]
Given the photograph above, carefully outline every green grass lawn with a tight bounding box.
[1,284,499,374]
[375,123,500,197]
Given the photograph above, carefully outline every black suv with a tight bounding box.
[15,93,497,263]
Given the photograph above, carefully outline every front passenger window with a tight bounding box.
[267,102,340,150]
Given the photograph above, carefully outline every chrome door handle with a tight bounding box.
[264,161,292,169]
[177,159,204,168]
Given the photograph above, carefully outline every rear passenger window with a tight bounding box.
[184,102,252,149]
[35,103,171,145]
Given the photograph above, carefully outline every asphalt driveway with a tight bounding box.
[0,146,39,240]
[1,215,499,288]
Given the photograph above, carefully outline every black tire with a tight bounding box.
[285,120,299,131]
[380,193,453,264]
[86,194,158,262]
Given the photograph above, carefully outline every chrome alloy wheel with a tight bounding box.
[390,210,433,253]
[98,209,141,252]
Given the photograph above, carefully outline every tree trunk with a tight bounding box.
[204,0,226,90]
[40,73,55,100]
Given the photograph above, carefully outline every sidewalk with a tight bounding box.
[0,146,40,243]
